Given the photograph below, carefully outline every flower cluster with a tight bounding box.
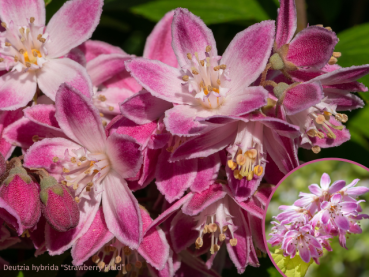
[0,0,367,275]
[268,173,369,264]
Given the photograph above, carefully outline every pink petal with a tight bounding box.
[308,184,322,195]
[328,180,346,194]
[65,47,86,67]
[3,117,67,150]
[29,216,46,250]
[182,184,227,216]
[147,258,174,277]
[86,54,132,87]
[0,109,23,159]
[226,200,251,273]
[320,173,331,190]
[172,8,217,68]
[102,171,142,249]
[71,207,114,266]
[331,193,342,204]
[323,88,364,111]
[45,0,103,58]
[0,197,23,235]
[138,208,169,270]
[125,58,196,105]
[0,71,36,110]
[334,214,350,231]
[0,0,45,26]
[55,83,106,153]
[263,128,299,174]
[221,20,275,90]
[275,0,297,49]
[23,137,80,176]
[156,150,197,203]
[283,82,324,115]
[105,132,143,179]
[45,189,101,255]
[24,104,60,130]
[312,64,369,85]
[298,241,310,263]
[321,210,330,224]
[170,212,198,253]
[144,10,178,68]
[217,86,268,117]
[247,212,265,252]
[190,153,221,193]
[37,58,93,100]
[237,198,264,219]
[171,122,238,161]
[111,116,157,148]
[347,186,369,196]
[287,26,338,68]
[120,90,173,125]
[164,105,208,136]
[340,202,358,213]
[78,40,126,62]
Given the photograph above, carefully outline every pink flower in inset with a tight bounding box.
[281,224,322,263]
[0,0,103,110]
[23,82,143,254]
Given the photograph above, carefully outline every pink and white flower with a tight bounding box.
[0,0,103,110]
[23,82,144,253]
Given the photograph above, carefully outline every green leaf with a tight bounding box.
[271,248,313,277]
[335,23,369,95]
[130,0,269,25]
[16,272,24,277]
[44,0,52,6]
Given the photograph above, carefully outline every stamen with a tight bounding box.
[219,64,226,70]
[213,65,220,71]
[5,42,11,47]
[192,68,199,75]
[52,157,59,162]
[315,114,325,125]
[206,45,212,52]
[236,154,246,165]
[32,135,39,142]
[254,165,263,176]
[92,254,100,264]
[25,62,32,68]
[219,234,226,241]
[1,22,6,28]
[0,58,3,62]
[135,261,142,269]
[328,57,337,65]
[195,237,203,248]
[108,106,114,111]
[182,75,189,81]
[187,53,192,60]
[230,238,238,246]
[30,17,35,23]
[312,145,321,154]
[333,52,341,58]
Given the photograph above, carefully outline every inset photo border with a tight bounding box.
[263,158,369,277]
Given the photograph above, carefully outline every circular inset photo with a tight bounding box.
[264,158,369,277]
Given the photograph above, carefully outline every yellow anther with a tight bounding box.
[236,154,246,166]
[19,49,25,54]
[335,113,348,123]
[70,157,77,163]
[0,58,3,62]
[246,149,257,159]
[63,167,70,173]
[14,56,19,62]
[75,197,80,203]
[254,165,263,176]
[79,156,87,161]
[317,131,325,139]
[328,57,337,65]
[312,145,321,154]
[223,226,228,232]
[210,244,220,254]
[230,238,238,246]
[206,45,212,52]
[325,26,332,31]
[213,65,220,71]
[187,53,192,60]
[123,246,132,256]
[219,64,227,70]
[115,256,122,264]
[5,42,11,47]
[102,120,107,127]
[182,75,189,81]
[32,135,39,142]
[195,237,203,248]
[98,261,105,270]
[30,17,35,23]
[333,52,341,58]
[233,169,240,179]
[192,69,199,75]
[315,114,325,125]
[52,156,59,162]
[203,224,209,234]
[1,22,6,28]
[108,106,114,111]
[307,129,317,137]
[219,234,226,241]
[217,79,221,85]
[92,254,100,264]
[98,95,107,102]
[135,261,142,269]
[208,223,218,233]
[25,62,32,68]
[200,60,205,66]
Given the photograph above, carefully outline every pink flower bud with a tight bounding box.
[40,176,80,232]
[0,166,41,230]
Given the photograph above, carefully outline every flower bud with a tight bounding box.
[40,176,80,232]
[0,166,41,230]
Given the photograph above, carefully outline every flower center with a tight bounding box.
[92,240,144,275]
[194,199,237,254]
[0,17,48,70]
[181,45,230,109]
[53,147,111,200]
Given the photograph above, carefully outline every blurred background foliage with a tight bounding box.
[266,160,369,277]
[3,0,369,276]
